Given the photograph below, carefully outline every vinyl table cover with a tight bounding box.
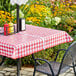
[0,25,73,59]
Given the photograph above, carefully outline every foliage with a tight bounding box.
[21,3,53,27]
[0,10,15,27]
[0,0,16,12]
[11,9,24,18]
[70,4,76,11]
[72,11,76,19]
[21,0,76,32]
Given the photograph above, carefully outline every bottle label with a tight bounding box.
[21,19,25,31]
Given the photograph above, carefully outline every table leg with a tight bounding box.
[0,56,6,65]
[20,58,21,70]
[17,58,21,76]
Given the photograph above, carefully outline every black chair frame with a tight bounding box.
[32,42,76,76]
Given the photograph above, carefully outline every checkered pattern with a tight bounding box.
[0,25,73,59]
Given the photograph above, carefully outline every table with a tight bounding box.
[0,24,73,76]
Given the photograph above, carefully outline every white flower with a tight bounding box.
[10,0,28,5]
[54,17,61,25]
[45,17,51,25]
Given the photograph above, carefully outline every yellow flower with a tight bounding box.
[0,15,1,18]
[54,6,58,10]
[1,14,5,18]
[59,11,62,14]
[31,1,32,4]
[7,16,10,19]
[24,5,28,10]
[54,12,57,16]
[8,19,12,21]
[0,11,4,14]
[26,17,40,23]
[40,2,43,4]
[66,1,68,3]
[14,20,16,23]
[0,11,15,24]
[11,16,14,19]
[36,1,39,4]
[2,20,5,22]
[70,5,76,8]
[50,5,53,8]
[67,3,69,6]
[65,9,67,12]
[29,4,51,17]
[37,22,40,24]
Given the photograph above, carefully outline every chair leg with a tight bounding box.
[33,69,36,76]
[20,58,21,70]
[72,62,76,76]
[32,54,36,76]
[73,66,76,76]
[33,63,36,76]
[17,58,20,76]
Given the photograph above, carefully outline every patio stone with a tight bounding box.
[70,68,74,73]
[0,66,75,76]
[5,72,10,76]
[20,70,28,75]
[65,73,74,76]
[3,68,16,72]
[0,71,6,74]
[65,69,72,73]
[23,68,34,71]
[0,73,4,76]
[35,72,47,76]
[39,74,47,76]
[59,73,66,76]
[26,72,33,76]
[0,67,4,70]
[40,75,47,76]
[10,73,16,76]
[22,75,26,76]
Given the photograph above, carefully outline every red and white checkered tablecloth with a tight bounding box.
[0,25,73,59]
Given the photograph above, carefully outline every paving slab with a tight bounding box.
[0,66,75,76]
[0,73,4,76]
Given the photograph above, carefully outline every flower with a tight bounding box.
[26,17,40,23]
[44,17,51,25]
[29,4,52,17]
[0,11,14,27]
[54,17,61,25]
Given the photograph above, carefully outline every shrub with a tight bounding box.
[0,10,15,27]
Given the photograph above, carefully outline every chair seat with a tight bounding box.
[36,61,70,75]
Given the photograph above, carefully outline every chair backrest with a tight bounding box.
[63,41,76,65]
[68,41,76,61]
[57,41,76,75]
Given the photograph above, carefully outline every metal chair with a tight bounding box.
[32,41,76,76]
